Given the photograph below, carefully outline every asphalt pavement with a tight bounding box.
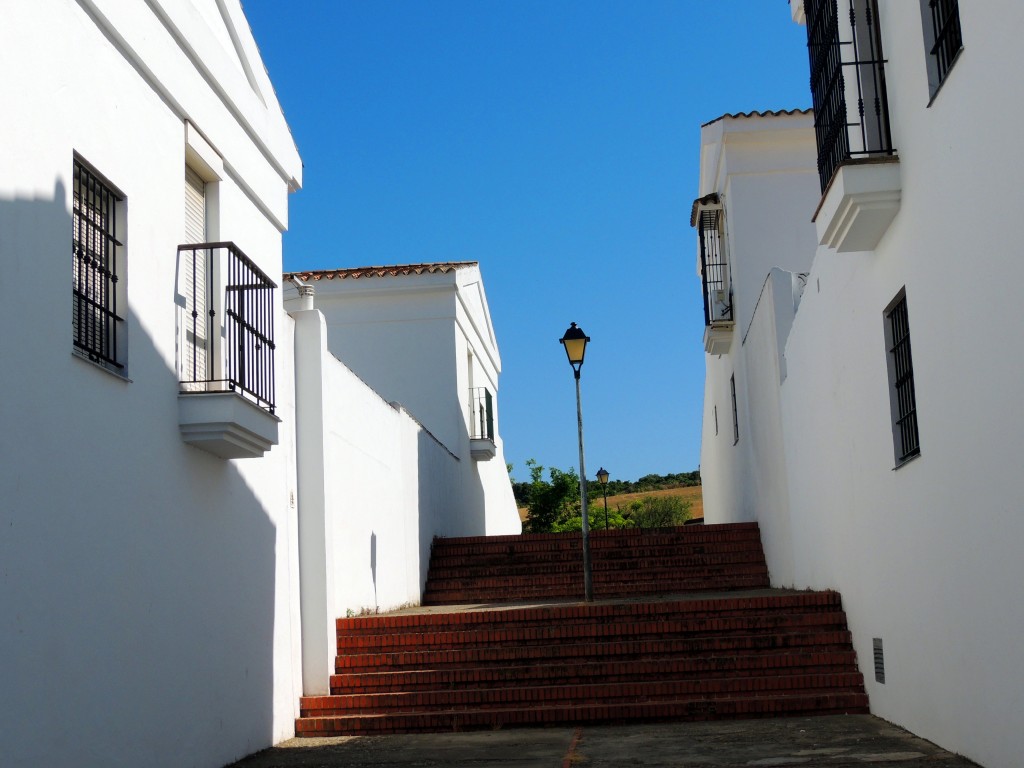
[225,714,982,768]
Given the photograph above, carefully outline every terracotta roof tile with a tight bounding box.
[701,107,812,128]
[286,261,477,281]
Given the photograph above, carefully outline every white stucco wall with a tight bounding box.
[0,2,303,766]
[697,112,820,531]
[285,265,520,537]
[776,7,1024,765]
[292,308,468,693]
[700,5,1024,766]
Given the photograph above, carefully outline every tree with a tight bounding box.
[522,459,580,534]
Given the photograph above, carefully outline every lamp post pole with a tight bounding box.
[597,467,609,529]
[574,371,592,602]
[560,322,593,602]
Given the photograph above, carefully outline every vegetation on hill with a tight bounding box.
[510,460,699,534]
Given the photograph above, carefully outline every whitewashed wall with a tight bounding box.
[0,1,303,767]
[775,5,1024,766]
[285,265,521,538]
[697,112,821,535]
[699,5,1024,766]
[292,308,465,693]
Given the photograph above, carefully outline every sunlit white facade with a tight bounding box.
[696,4,1024,766]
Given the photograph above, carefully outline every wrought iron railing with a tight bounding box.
[927,0,962,87]
[805,0,894,191]
[469,387,494,441]
[177,242,277,413]
[697,207,732,327]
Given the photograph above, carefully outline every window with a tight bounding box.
[695,199,732,326]
[730,375,739,445]
[73,157,125,370]
[885,291,920,465]
[804,0,894,191]
[920,0,962,98]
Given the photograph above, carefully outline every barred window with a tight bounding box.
[921,0,963,97]
[885,291,920,465]
[73,158,124,369]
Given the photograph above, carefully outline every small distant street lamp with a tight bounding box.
[560,322,593,602]
[596,467,610,529]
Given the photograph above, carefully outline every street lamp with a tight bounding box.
[597,467,610,529]
[560,322,593,602]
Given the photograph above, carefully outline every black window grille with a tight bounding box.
[178,242,276,413]
[926,0,962,89]
[730,375,739,445]
[805,0,894,191]
[697,207,732,326]
[470,387,494,441]
[73,159,123,368]
[887,293,920,464]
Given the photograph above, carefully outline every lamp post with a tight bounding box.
[560,322,593,602]
[597,467,609,529]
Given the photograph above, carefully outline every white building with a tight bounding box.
[0,2,518,766]
[696,3,1024,766]
[282,262,520,695]
[285,262,519,538]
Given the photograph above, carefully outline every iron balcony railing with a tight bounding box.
[697,206,732,327]
[469,387,494,441]
[177,242,277,413]
[805,0,894,191]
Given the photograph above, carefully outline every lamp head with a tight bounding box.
[559,322,590,378]
[596,467,609,485]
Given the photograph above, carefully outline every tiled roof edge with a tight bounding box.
[285,261,478,281]
[700,107,812,128]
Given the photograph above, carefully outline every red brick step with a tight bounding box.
[295,524,869,736]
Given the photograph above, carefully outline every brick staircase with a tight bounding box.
[295,523,868,736]
[424,522,770,604]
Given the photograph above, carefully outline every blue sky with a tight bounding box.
[242,1,811,483]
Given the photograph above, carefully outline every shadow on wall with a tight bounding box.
[0,182,281,768]
[416,427,488,595]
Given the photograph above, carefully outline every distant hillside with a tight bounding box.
[512,469,700,509]
[518,485,703,524]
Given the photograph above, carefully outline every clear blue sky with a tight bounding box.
[242,1,811,484]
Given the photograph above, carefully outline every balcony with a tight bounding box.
[176,242,280,459]
[692,194,734,355]
[469,387,496,460]
[805,0,900,253]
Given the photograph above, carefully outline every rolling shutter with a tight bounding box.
[182,167,209,383]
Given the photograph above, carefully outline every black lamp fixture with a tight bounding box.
[596,467,610,529]
[560,321,593,601]
[559,322,590,379]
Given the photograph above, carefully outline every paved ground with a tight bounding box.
[226,715,982,768]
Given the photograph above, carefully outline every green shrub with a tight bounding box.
[619,495,691,528]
